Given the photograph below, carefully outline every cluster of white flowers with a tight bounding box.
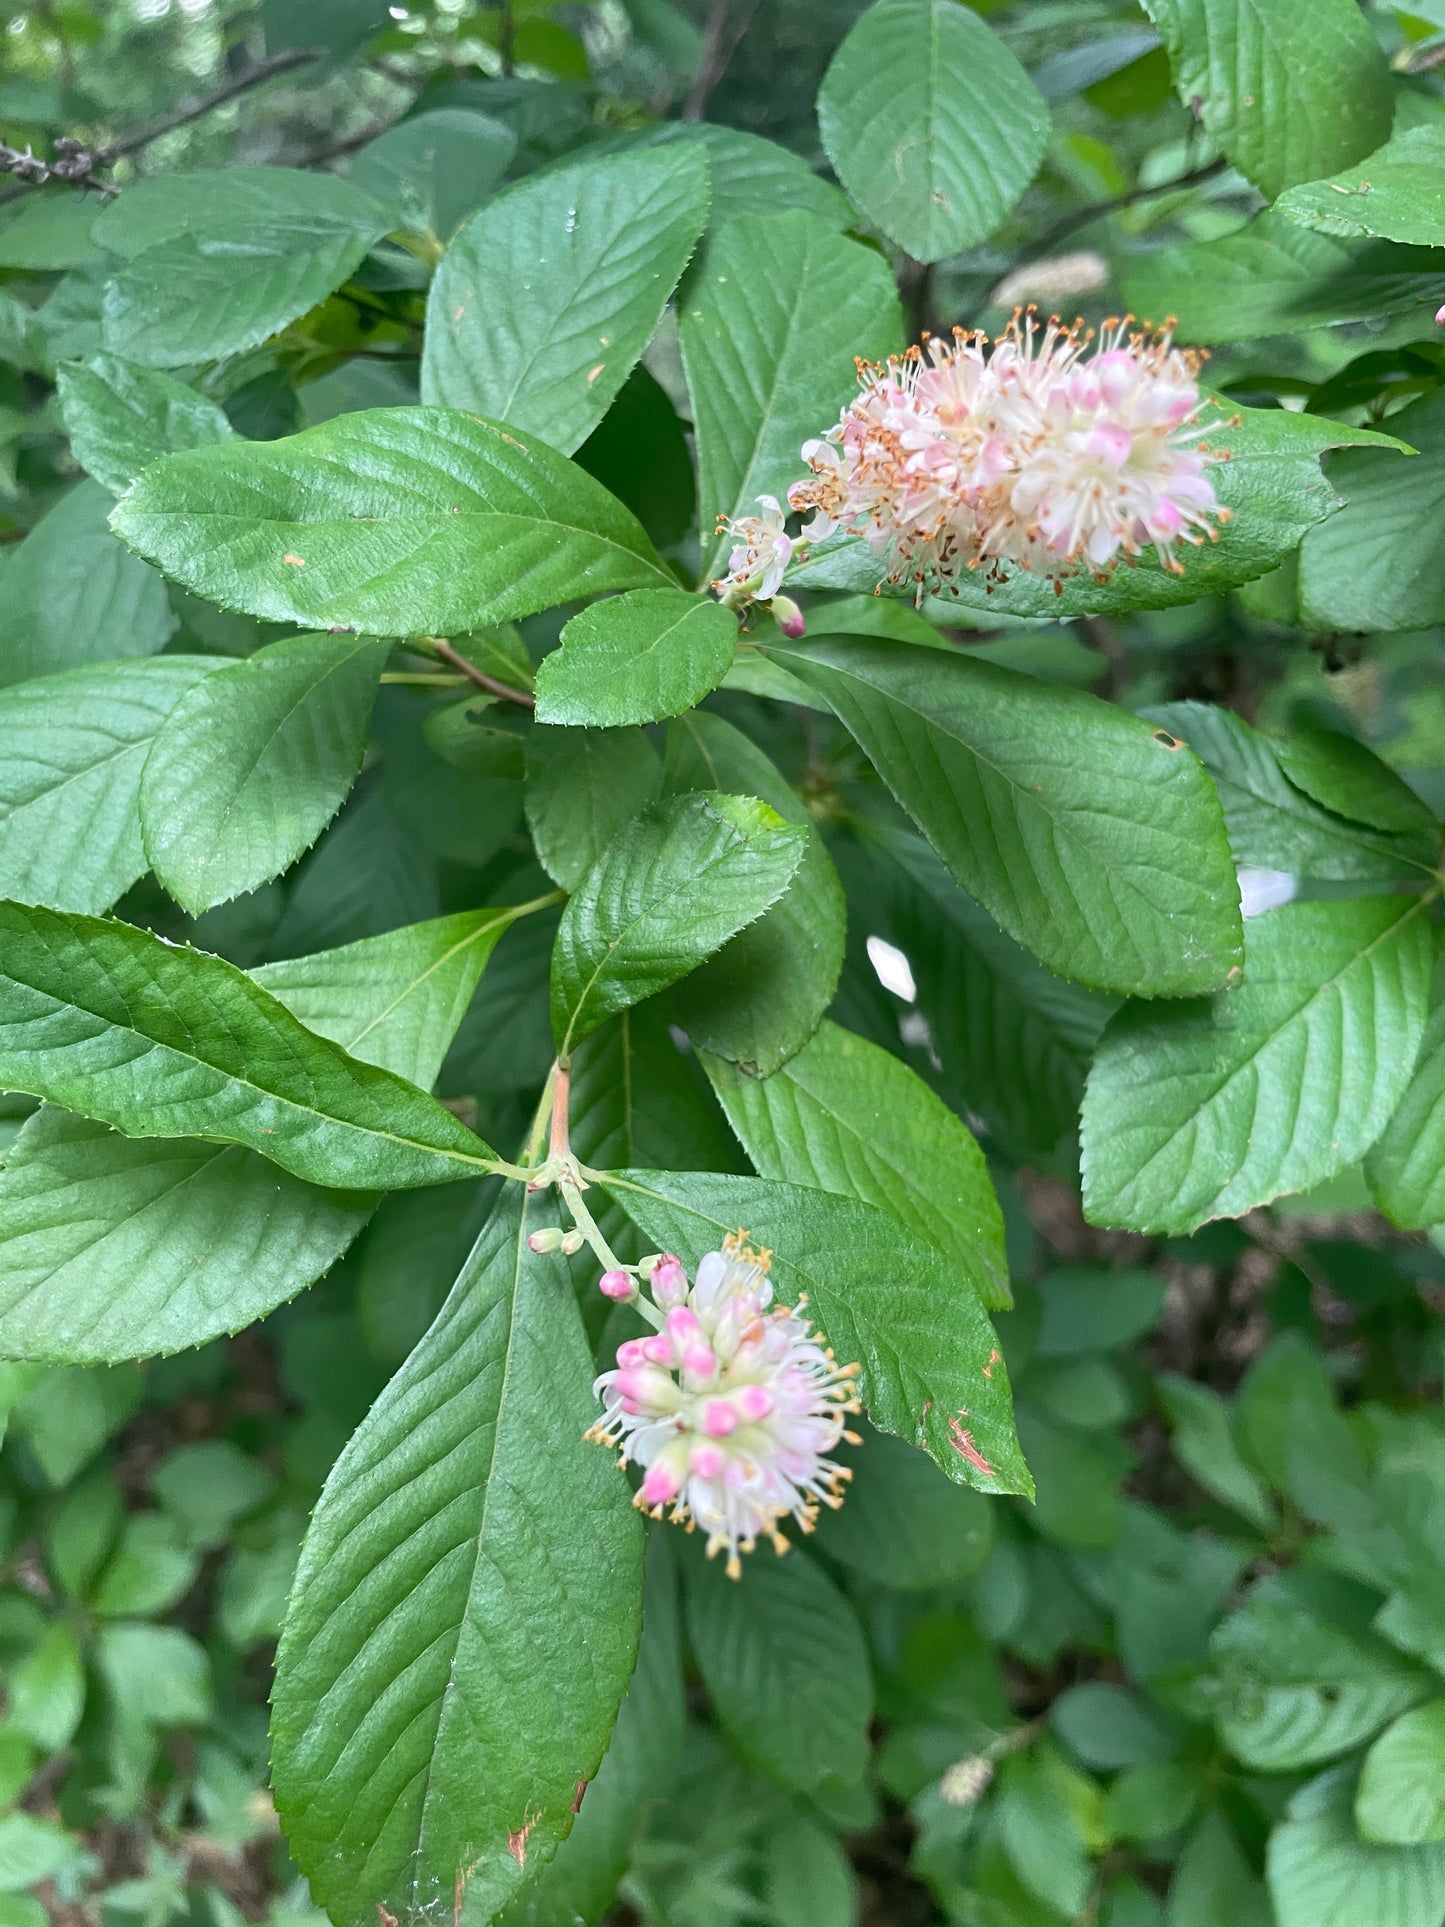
[715,313,1229,619]
[586,1236,861,1576]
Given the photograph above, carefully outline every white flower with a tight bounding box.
[1237,867,1298,917]
[714,495,793,603]
[587,1237,861,1576]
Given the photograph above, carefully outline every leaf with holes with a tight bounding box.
[1082,897,1433,1235]
[422,146,709,454]
[550,791,807,1051]
[140,633,391,913]
[769,634,1241,997]
[603,1169,1029,1496]
[110,407,671,636]
[817,0,1050,261]
[271,1186,643,1927]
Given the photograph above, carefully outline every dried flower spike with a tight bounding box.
[587,1235,862,1576]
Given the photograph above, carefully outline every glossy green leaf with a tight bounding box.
[1272,729,1436,837]
[349,107,517,241]
[1278,122,1445,249]
[1142,0,1392,198]
[422,147,709,454]
[0,901,496,1190]
[0,480,174,689]
[703,1018,1009,1309]
[535,590,737,726]
[603,1169,1030,1495]
[792,404,1408,620]
[56,354,236,496]
[1300,388,1445,633]
[550,791,807,1051]
[110,407,671,636]
[681,211,902,582]
[1269,1763,1445,1927]
[662,712,846,1078]
[0,909,511,1362]
[1144,702,1439,883]
[140,632,391,913]
[817,0,1050,261]
[0,656,217,914]
[97,167,391,368]
[615,121,852,231]
[1083,897,1434,1235]
[271,1187,643,1927]
[685,1544,871,1793]
[771,635,1241,997]
[1366,940,1445,1229]
[525,728,658,899]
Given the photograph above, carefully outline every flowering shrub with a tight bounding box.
[0,4,1443,1927]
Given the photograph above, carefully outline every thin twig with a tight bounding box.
[0,48,318,205]
[498,0,517,78]
[1026,155,1230,261]
[684,0,760,121]
[426,637,536,708]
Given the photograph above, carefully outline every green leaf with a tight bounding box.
[0,191,104,270]
[792,403,1407,620]
[422,147,709,455]
[1210,1575,1431,1771]
[91,1512,198,1616]
[1082,897,1433,1235]
[602,1169,1030,1496]
[811,1427,994,1589]
[574,362,696,553]
[1300,388,1445,633]
[110,407,672,636]
[702,1018,1009,1310]
[1119,214,1442,344]
[349,107,517,241]
[662,712,846,1078]
[0,480,175,689]
[1277,122,1445,248]
[817,0,1050,261]
[253,906,526,1088]
[139,633,391,913]
[1143,702,1439,883]
[1052,1682,1180,1770]
[1269,1763,1445,1927]
[535,590,738,727]
[271,1187,643,1927]
[1157,1374,1276,1532]
[8,1625,84,1751]
[617,121,852,231]
[56,353,236,497]
[852,822,1114,1159]
[0,908,515,1361]
[1366,939,1445,1229]
[1272,729,1436,837]
[96,167,391,368]
[1357,1701,1445,1846]
[1142,0,1392,199]
[0,901,495,1191]
[1169,1812,1272,1927]
[550,791,807,1051]
[684,1545,871,1794]
[0,1814,84,1894]
[681,211,902,583]
[772,635,1241,998]
[0,656,218,915]
[525,724,662,893]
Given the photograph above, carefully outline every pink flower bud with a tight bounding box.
[599,1269,636,1301]
[640,1461,681,1506]
[651,1255,687,1307]
[641,1334,675,1366]
[528,1227,564,1252]
[616,1339,647,1368]
[702,1399,739,1438]
[665,1306,703,1346]
[769,593,806,639]
[734,1383,775,1423]
[689,1442,726,1480]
